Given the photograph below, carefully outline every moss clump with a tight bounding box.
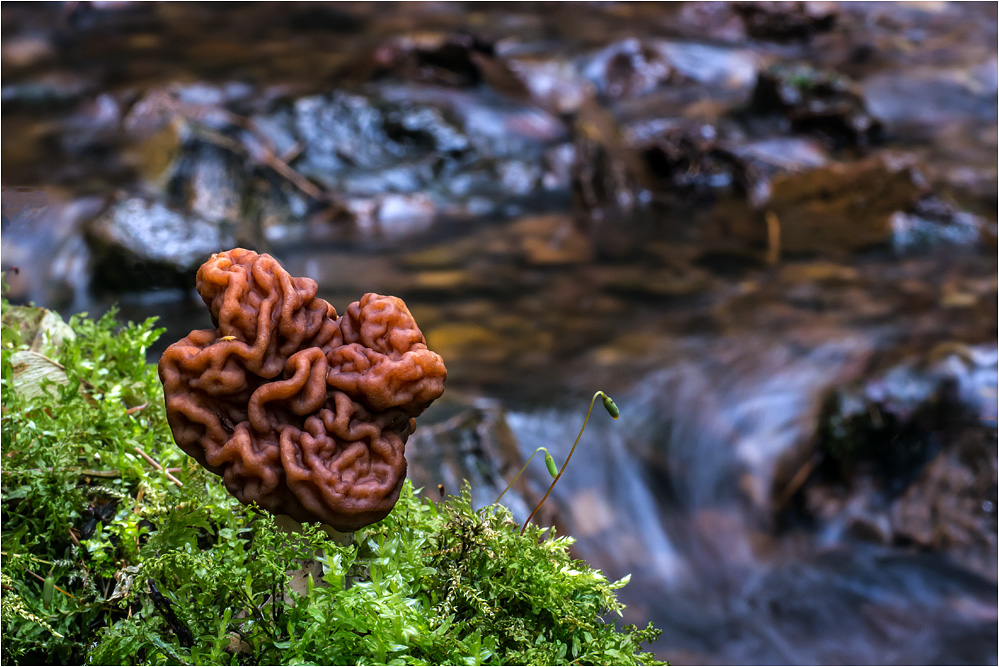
[1,291,665,666]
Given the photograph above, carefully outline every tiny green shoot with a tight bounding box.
[519,391,620,535]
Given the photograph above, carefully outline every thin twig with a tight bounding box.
[125,402,149,415]
[279,141,304,164]
[1,467,181,478]
[133,446,183,487]
[176,100,325,201]
[773,452,822,512]
[765,210,781,265]
[2,468,120,478]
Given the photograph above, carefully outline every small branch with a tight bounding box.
[2,468,121,478]
[178,102,325,201]
[2,467,182,478]
[133,446,183,487]
[765,210,781,265]
[125,402,149,416]
[773,453,822,512]
[279,141,304,164]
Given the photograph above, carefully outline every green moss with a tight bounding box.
[1,291,666,666]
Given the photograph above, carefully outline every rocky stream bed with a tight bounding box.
[2,2,997,664]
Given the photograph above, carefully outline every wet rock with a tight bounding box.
[750,63,883,146]
[509,214,592,266]
[348,192,437,239]
[581,38,761,109]
[1,71,94,110]
[406,401,542,520]
[279,92,421,180]
[766,154,928,254]
[890,207,983,253]
[84,196,234,293]
[891,427,997,578]
[505,57,592,114]
[776,343,998,578]
[582,38,679,100]
[656,41,761,91]
[376,84,566,160]
[168,139,247,224]
[640,126,755,202]
[862,63,998,133]
[1,188,102,312]
[252,87,561,216]
[732,136,829,173]
[350,32,529,98]
[734,2,838,42]
[570,98,648,224]
[674,2,750,43]
[572,102,766,259]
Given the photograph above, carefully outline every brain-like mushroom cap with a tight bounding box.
[158,248,447,530]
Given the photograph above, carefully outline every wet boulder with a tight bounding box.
[765,153,982,255]
[775,343,998,579]
[406,400,549,523]
[581,38,680,100]
[569,99,652,258]
[273,91,471,183]
[571,101,760,257]
[579,38,760,116]
[750,62,883,147]
[251,87,562,221]
[640,125,756,203]
[505,56,592,115]
[734,2,838,42]
[348,32,530,100]
[84,196,234,293]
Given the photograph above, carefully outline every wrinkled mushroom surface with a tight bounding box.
[158,248,447,530]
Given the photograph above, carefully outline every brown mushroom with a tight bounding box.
[158,248,446,531]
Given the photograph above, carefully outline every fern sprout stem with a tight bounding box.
[494,447,557,505]
[520,391,618,535]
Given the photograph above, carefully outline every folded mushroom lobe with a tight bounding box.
[158,248,446,530]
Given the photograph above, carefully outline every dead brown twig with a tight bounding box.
[765,210,781,266]
[174,99,325,201]
[133,446,183,487]
[1,467,182,478]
